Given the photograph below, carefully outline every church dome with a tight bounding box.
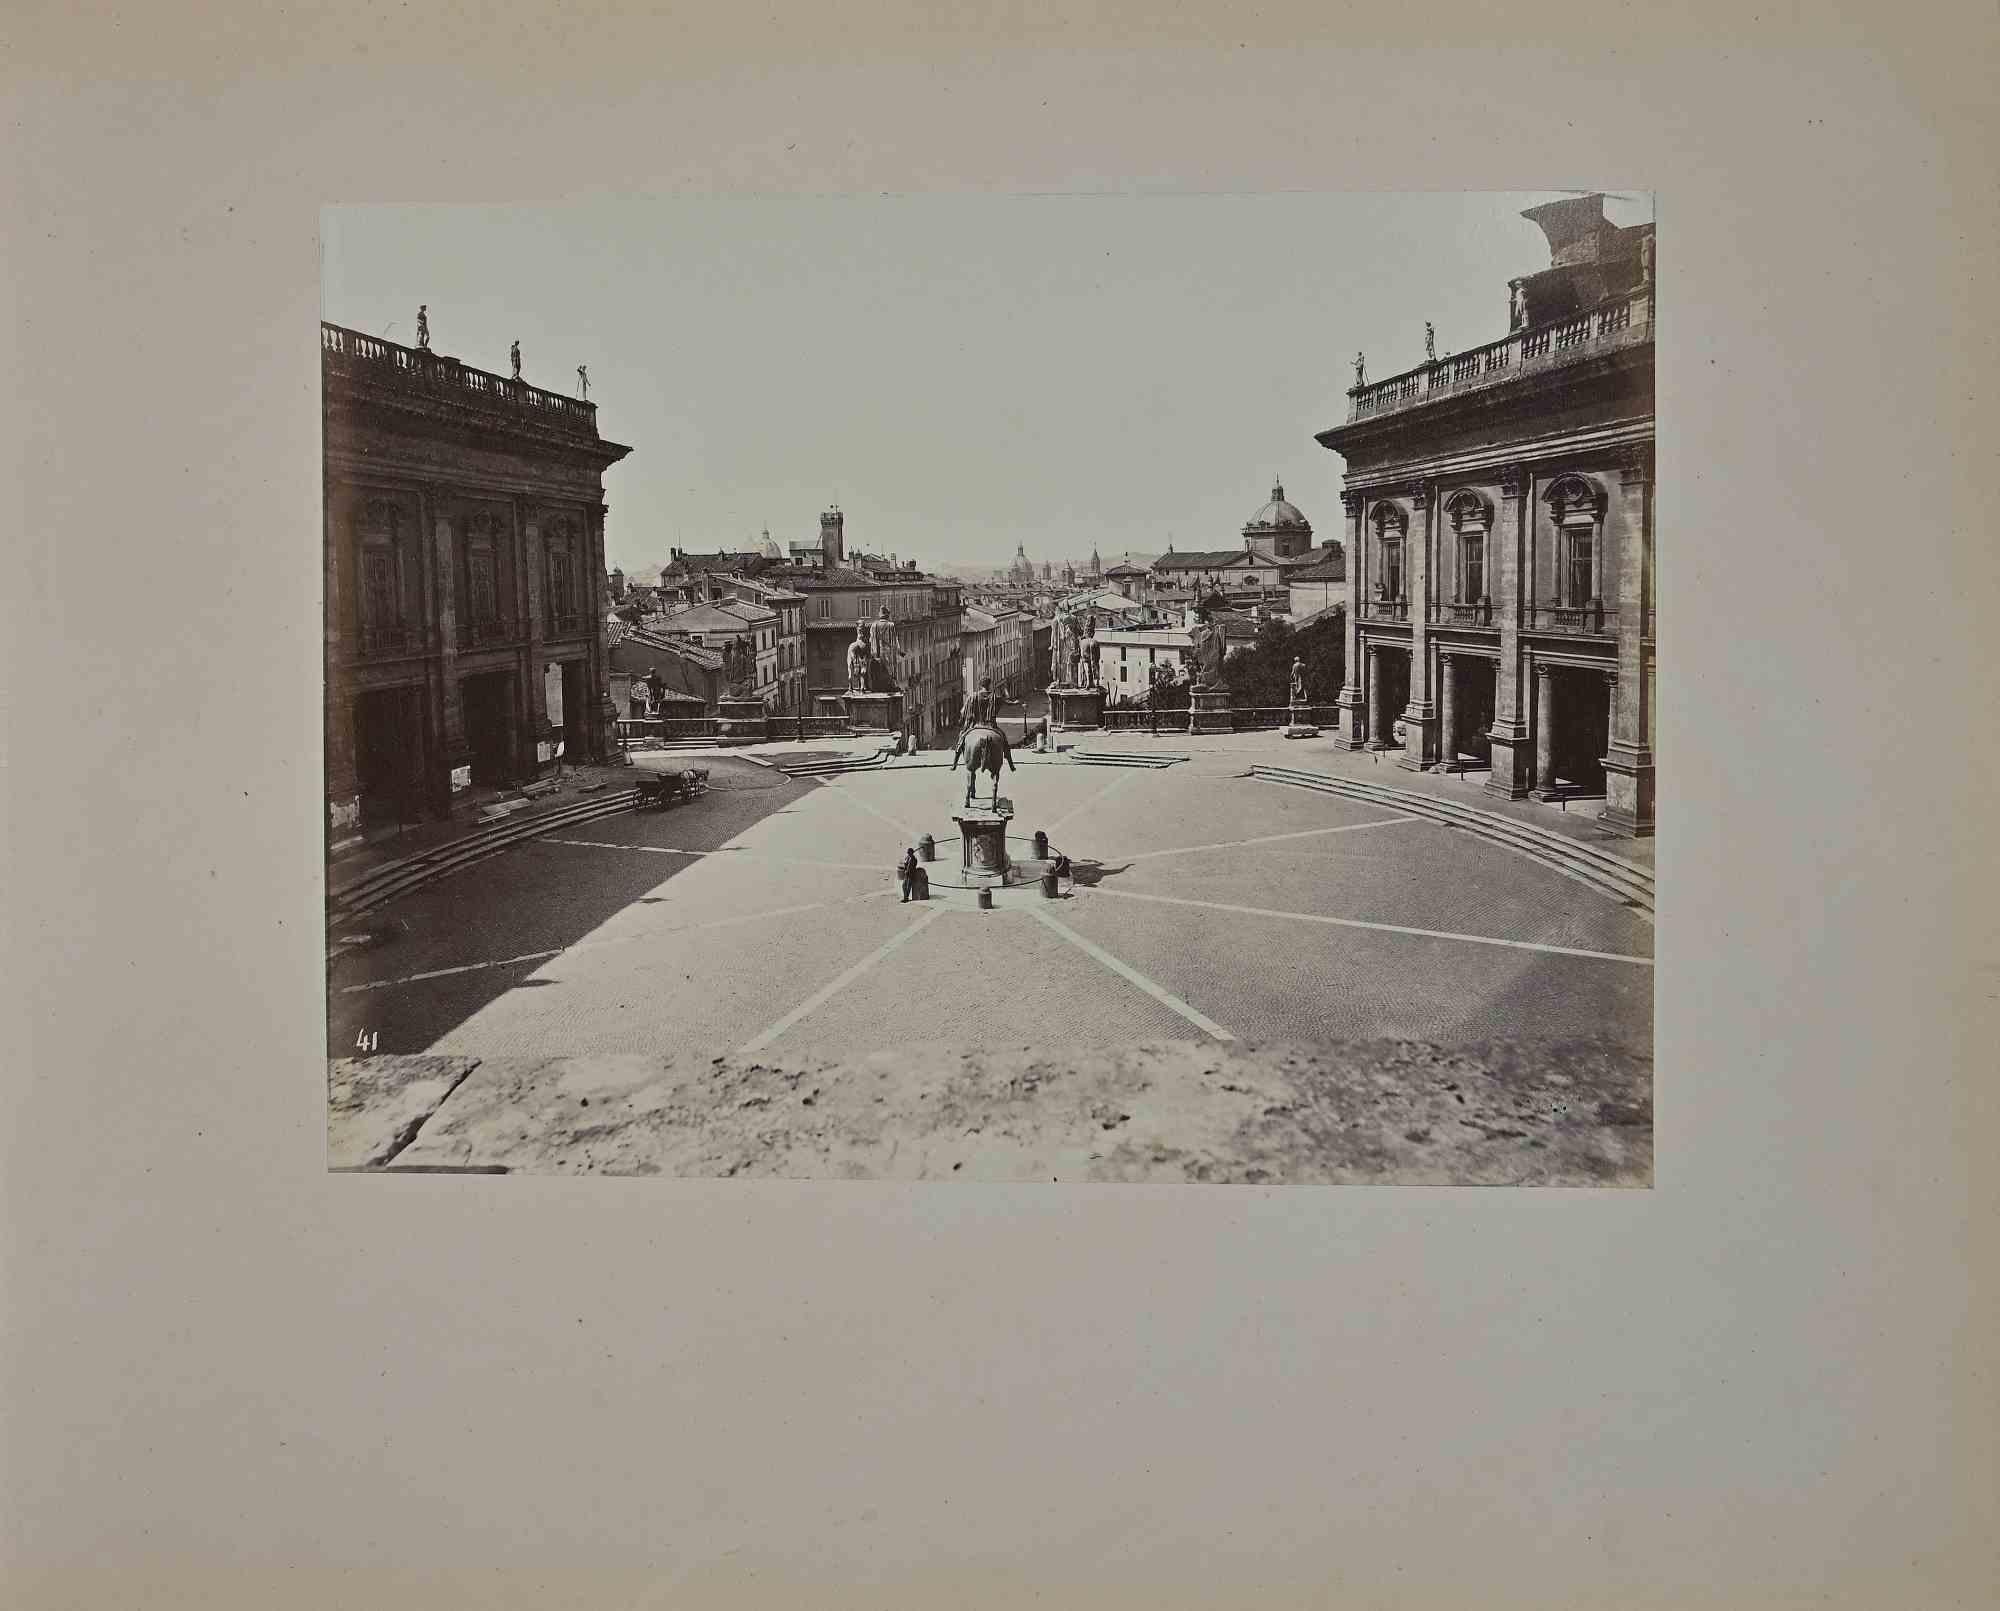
[1245,481,1310,530]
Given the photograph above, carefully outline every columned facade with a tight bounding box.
[1315,195,1656,836]
[323,324,632,837]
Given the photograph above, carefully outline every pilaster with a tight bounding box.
[1485,463,1533,799]
[324,503,361,832]
[1398,482,1437,770]
[1334,490,1368,747]
[430,499,471,782]
[1601,449,1655,835]
[522,508,553,779]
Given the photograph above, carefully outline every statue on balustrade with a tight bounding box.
[1424,321,1436,363]
[416,305,430,351]
[1289,656,1306,707]
[1352,350,1365,387]
[510,340,522,380]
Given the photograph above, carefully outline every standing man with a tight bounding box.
[898,846,920,903]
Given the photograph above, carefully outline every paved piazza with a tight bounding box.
[330,743,1653,1066]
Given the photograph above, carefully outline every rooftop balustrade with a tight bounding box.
[322,323,603,440]
[1347,287,1652,424]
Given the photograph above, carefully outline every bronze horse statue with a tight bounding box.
[950,721,1015,810]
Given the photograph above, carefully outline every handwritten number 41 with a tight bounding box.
[355,1029,380,1053]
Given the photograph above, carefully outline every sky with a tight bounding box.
[323,192,1650,577]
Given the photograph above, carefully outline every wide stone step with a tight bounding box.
[1251,765,1654,917]
[1068,750,1186,769]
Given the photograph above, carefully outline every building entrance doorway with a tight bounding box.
[353,686,424,826]
[1546,666,1610,793]
[1447,658,1497,764]
[1366,645,1409,746]
[461,670,515,786]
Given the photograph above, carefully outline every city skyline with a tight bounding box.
[323,192,1651,576]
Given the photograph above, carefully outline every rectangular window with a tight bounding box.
[469,550,498,625]
[1564,531,1593,606]
[362,547,399,627]
[1460,538,1484,604]
[1382,539,1404,600]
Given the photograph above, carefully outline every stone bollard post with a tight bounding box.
[1032,830,1048,859]
[918,832,936,862]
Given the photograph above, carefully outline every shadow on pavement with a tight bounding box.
[327,756,827,1058]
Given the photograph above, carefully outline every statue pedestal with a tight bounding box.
[1282,701,1319,739]
[843,690,903,735]
[1189,687,1233,735]
[813,693,849,722]
[953,810,1012,888]
[714,697,769,744]
[1048,686,1105,732]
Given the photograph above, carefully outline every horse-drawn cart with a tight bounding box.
[634,767,710,811]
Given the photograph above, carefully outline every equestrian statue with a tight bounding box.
[950,680,1016,810]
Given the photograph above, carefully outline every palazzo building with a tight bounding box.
[322,323,632,834]
[1316,195,1656,836]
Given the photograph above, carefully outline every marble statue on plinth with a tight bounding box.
[1289,657,1306,706]
[846,626,870,693]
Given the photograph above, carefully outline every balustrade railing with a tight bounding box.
[1365,597,1410,622]
[1349,287,1652,422]
[1526,602,1619,636]
[356,620,416,657]
[322,322,602,438]
[1427,600,1494,627]
[461,616,512,646]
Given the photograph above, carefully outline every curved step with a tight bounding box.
[1250,766,1654,918]
[329,790,641,923]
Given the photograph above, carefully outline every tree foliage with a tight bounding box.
[1220,610,1345,709]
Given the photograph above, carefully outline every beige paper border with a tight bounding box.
[4,4,1995,1606]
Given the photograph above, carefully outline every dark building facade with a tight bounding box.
[1317,195,1656,836]
[322,324,632,834]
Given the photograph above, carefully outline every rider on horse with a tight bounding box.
[951,678,1016,808]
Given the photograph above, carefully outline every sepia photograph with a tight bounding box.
[323,191,1657,1183]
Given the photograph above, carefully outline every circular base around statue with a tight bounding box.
[903,820,1073,909]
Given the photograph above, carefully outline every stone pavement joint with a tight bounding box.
[738,905,944,1054]
[1028,905,1236,1042]
[1083,886,1654,965]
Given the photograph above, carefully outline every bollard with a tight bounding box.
[976,887,994,910]
[1040,871,1059,898]
[918,832,935,862]
[1032,830,1048,859]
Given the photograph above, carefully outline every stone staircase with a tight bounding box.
[1067,749,1187,770]
[1251,765,1654,918]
